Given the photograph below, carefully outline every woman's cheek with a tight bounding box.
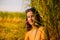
[32,17,35,21]
[28,18,30,21]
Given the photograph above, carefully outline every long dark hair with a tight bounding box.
[26,7,42,31]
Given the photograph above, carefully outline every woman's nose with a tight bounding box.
[30,16,32,20]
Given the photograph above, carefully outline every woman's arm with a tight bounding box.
[40,27,47,40]
[35,27,47,40]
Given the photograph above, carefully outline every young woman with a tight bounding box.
[25,7,47,40]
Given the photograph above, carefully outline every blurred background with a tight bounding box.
[0,0,60,40]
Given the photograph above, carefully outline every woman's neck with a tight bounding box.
[32,25,38,29]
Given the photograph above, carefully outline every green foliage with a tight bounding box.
[0,11,26,19]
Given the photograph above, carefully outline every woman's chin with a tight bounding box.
[30,23,33,26]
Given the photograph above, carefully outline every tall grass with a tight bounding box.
[30,0,60,40]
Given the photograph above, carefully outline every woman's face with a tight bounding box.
[27,11,35,26]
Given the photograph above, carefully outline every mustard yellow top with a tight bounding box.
[25,26,47,40]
